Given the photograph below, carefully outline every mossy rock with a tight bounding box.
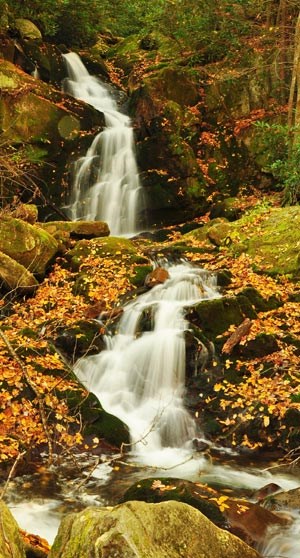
[130,264,153,287]
[186,206,300,277]
[77,392,130,447]
[0,501,26,558]
[40,221,110,239]
[49,500,260,558]
[68,236,148,270]
[238,333,279,358]
[0,251,38,292]
[233,207,300,277]
[121,478,226,527]
[14,19,42,40]
[0,217,58,275]
[239,286,281,312]
[54,320,106,359]
[210,198,243,221]
[188,296,245,339]
[18,40,67,85]
[142,66,199,107]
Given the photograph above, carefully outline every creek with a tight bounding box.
[6,54,300,557]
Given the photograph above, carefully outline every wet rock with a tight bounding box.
[77,392,130,447]
[264,486,300,510]
[225,498,290,544]
[252,483,282,502]
[49,500,261,558]
[145,267,170,287]
[121,478,226,527]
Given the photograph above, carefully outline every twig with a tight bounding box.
[0,450,27,500]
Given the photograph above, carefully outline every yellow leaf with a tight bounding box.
[263,415,270,427]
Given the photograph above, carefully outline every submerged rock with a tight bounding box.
[49,500,261,558]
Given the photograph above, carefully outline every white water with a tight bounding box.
[62,52,143,235]
[259,513,300,558]
[75,262,220,465]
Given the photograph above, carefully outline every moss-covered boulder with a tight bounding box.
[0,217,58,275]
[0,500,26,558]
[68,236,148,270]
[49,500,261,558]
[0,251,38,292]
[185,206,300,277]
[14,19,42,40]
[188,296,246,339]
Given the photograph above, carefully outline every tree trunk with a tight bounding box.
[287,10,300,153]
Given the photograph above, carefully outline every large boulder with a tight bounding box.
[49,500,261,558]
[184,206,300,277]
[0,251,38,292]
[14,19,42,40]
[0,217,58,275]
[0,500,26,558]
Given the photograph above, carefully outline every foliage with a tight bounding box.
[1,0,103,44]
[253,121,300,204]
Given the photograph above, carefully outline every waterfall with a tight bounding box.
[75,261,221,467]
[62,52,143,236]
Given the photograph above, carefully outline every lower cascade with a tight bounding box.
[75,261,220,466]
[62,52,143,236]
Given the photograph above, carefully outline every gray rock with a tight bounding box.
[49,500,261,558]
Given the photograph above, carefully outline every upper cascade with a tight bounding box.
[62,52,144,236]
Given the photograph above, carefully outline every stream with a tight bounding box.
[6,54,300,557]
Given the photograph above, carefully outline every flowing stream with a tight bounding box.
[62,52,143,235]
[5,54,300,557]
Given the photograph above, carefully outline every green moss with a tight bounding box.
[190,297,245,339]
[130,264,153,286]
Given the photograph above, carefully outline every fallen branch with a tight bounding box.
[222,318,252,355]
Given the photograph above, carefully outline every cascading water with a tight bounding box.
[75,261,221,468]
[62,52,143,235]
